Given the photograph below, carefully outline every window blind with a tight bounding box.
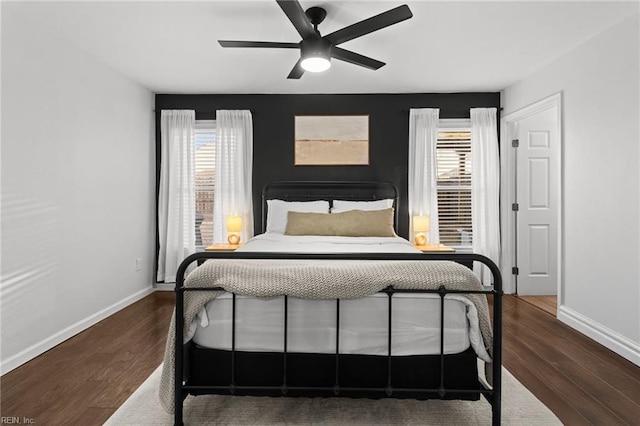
[436,131,472,247]
[195,120,216,249]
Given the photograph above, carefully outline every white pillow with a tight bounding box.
[266,199,330,233]
[331,199,394,213]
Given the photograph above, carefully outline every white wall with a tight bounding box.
[502,12,640,364]
[1,7,155,372]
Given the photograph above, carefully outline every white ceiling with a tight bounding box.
[5,1,638,94]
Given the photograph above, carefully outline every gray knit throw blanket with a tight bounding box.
[159,259,494,414]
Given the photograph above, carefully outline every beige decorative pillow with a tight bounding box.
[284,208,396,237]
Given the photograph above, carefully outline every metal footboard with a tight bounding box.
[173,252,502,426]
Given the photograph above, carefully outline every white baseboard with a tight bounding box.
[154,283,175,291]
[0,286,155,375]
[558,305,640,367]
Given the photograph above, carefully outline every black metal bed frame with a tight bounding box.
[172,182,502,426]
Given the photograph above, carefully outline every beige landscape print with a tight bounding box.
[295,115,369,165]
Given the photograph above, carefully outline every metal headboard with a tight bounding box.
[261,181,400,233]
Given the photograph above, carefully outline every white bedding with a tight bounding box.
[236,232,420,253]
[191,233,490,362]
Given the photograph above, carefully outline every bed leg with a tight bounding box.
[174,401,184,426]
[492,398,501,426]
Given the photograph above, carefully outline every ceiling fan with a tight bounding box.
[218,0,413,79]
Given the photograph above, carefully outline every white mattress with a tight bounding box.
[190,233,490,362]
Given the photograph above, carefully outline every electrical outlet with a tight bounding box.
[136,258,142,271]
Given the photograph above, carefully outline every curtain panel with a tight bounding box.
[213,110,254,244]
[408,108,440,244]
[158,110,196,282]
[471,108,501,282]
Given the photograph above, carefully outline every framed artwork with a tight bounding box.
[294,115,369,165]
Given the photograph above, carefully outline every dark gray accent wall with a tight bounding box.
[155,93,500,238]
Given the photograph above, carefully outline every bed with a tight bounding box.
[162,181,503,426]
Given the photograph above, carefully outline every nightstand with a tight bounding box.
[414,243,455,253]
[204,243,244,252]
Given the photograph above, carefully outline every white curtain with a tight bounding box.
[408,108,440,244]
[213,110,254,244]
[158,110,196,282]
[471,108,501,283]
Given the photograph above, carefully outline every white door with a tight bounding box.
[514,105,560,295]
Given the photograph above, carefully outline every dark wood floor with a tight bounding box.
[0,292,175,425]
[502,296,640,425]
[1,292,639,425]
[518,295,558,316]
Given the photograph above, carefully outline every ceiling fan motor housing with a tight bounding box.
[300,38,331,61]
[300,38,332,72]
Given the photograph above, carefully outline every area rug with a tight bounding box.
[105,364,561,425]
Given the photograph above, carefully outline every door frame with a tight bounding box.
[500,92,563,303]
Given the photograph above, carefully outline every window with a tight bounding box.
[195,120,215,250]
[436,127,472,248]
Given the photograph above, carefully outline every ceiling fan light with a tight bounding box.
[300,38,332,73]
[301,56,331,72]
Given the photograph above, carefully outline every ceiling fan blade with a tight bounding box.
[219,40,300,49]
[324,4,413,46]
[276,0,317,40]
[331,47,385,70]
[287,58,305,79]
